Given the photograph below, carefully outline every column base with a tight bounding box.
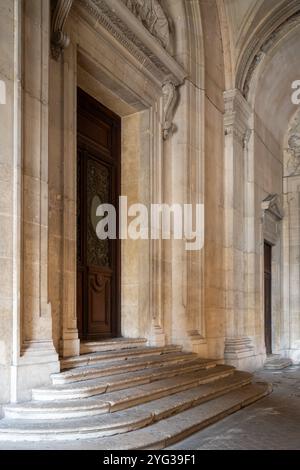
[148,326,166,347]
[282,348,300,364]
[224,337,265,371]
[11,340,60,402]
[60,336,80,358]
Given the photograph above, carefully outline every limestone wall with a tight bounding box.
[0,0,15,404]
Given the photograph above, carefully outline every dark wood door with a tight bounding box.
[264,241,272,355]
[77,88,121,340]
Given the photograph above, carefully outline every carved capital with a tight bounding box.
[224,89,252,145]
[162,81,178,140]
[51,0,74,60]
[262,194,284,221]
[262,194,284,245]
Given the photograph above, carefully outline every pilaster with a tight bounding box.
[11,0,59,402]
[223,89,255,369]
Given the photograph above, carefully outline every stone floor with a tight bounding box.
[169,365,300,450]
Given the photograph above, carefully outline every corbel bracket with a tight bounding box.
[162,80,178,140]
[51,0,74,60]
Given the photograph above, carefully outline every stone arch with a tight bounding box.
[235,0,300,104]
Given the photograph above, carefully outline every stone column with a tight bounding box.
[11,0,59,401]
[223,89,255,369]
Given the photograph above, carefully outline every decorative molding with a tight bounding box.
[262,194,284,221]
[73,0,186,140]
[75,0,186,87]
[121,0,171,50]
[162,80,177,140]
[51,0,74,60]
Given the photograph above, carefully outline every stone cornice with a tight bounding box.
[74,0,187,139]
[75,0,187,87]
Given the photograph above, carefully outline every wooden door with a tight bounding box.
[264,241,272,355]
[77,88,121,340]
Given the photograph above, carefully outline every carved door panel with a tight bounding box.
[264,242,272,355]
[77,88,120,340]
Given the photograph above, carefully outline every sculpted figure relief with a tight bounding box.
[285,112,300,176]
[122,0,170,49]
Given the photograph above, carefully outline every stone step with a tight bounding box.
[61,345,181,371]
[4,371,251,421]
[113,383,272,450]
[0,409,151,442]
[80,382,271,450]
[0,381,271,444]
[54,352,206,385]
[32,364,232,402]
[80,338,147,355]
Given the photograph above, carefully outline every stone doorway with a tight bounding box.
[76,88,121,340]
[264,241,272,355]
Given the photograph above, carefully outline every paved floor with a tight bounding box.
[169,365,300,450]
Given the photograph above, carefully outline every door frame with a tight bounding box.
[264,241,272,355]
[77,87,121,340]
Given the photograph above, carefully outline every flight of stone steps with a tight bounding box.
[0,338,271,449]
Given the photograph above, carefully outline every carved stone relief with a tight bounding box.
[121,0,171,50]
[284,110,300,176]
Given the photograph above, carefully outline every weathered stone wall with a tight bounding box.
[0,0,15,404]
